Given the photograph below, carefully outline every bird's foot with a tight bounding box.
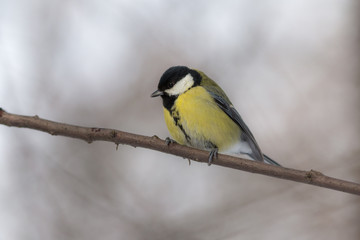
[165,137,175,146]
[208,148,218,166]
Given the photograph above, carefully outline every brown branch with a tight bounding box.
[1,107,360,196]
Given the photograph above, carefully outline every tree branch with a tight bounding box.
[1,107,359,196]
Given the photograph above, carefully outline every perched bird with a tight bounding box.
[151,66,281,166]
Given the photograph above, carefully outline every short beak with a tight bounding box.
[151,90,164,97]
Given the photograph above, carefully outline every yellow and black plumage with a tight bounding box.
[151,66,281,166]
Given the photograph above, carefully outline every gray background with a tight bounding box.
[0,1,359,239]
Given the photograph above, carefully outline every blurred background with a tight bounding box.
[0,0,359,239]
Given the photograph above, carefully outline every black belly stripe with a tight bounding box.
[173,116,191,142]
[170,110,191,142]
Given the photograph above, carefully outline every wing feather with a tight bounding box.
[208,90,264,161]
[197,70,281,166]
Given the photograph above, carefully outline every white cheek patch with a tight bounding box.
[165,74,194,96]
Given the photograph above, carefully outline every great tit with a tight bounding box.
[151,66,281,166]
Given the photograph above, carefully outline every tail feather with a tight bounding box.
[263,154,281,166]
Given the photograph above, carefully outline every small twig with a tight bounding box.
[0,108,359,196]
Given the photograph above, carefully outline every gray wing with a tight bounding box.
[209,92,264,161]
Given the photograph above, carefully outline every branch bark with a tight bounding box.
[1,108,359,196]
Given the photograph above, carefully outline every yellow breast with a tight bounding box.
[163,86,241,151]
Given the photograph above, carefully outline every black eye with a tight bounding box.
[168,81,175,88]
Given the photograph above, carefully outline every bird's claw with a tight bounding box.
[208,149,218,166]
[165,137,175,146]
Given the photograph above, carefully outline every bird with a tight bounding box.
[151,66,281,166]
